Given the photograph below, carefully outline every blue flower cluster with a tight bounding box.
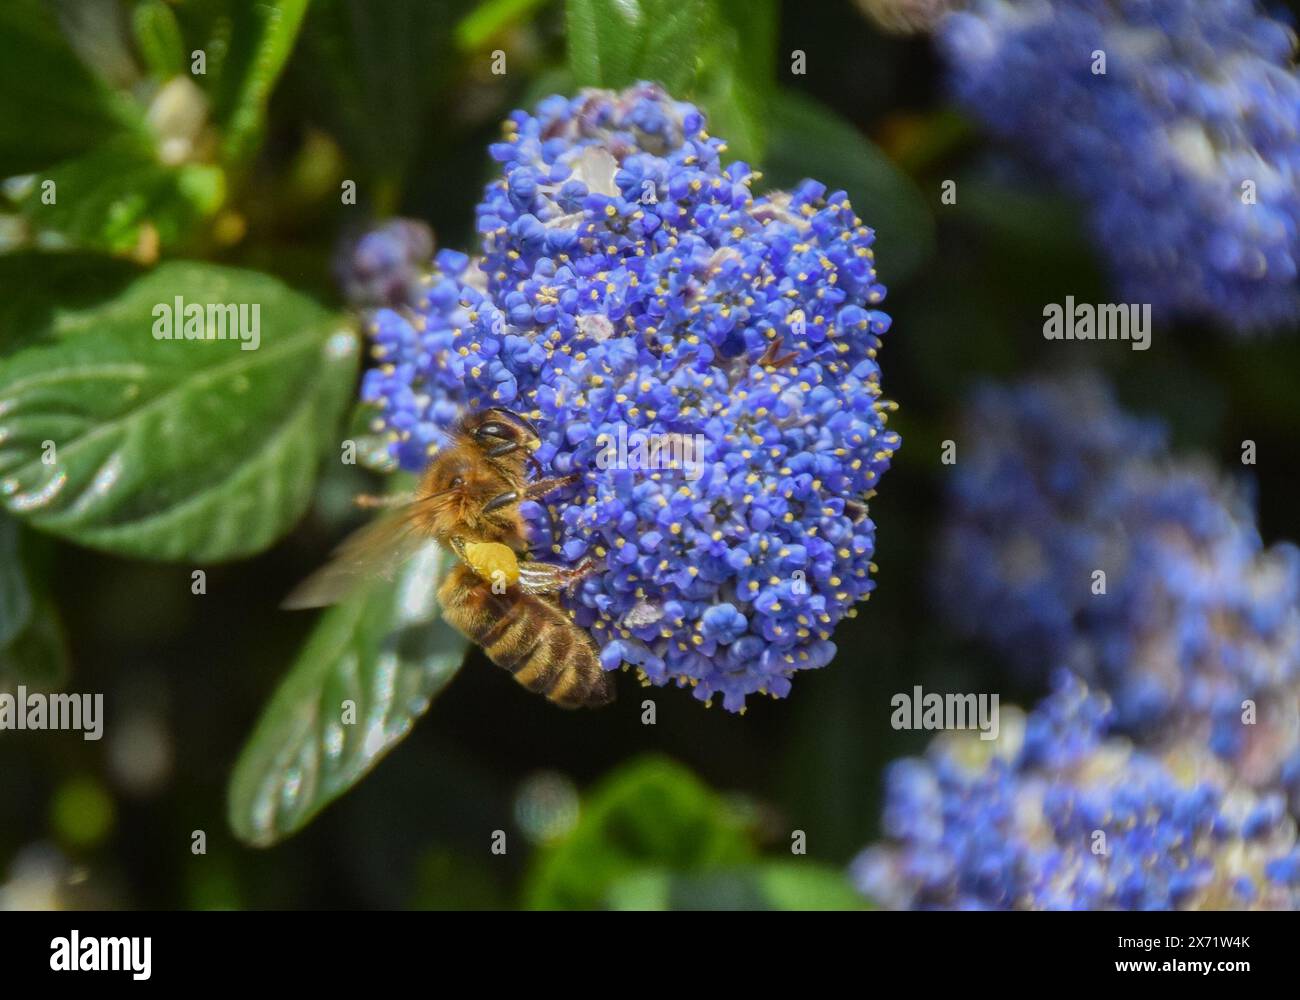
[939,0,1300,332]
[935,372,1166,670]
[359,84,900,710]
[936,372,1300,804]
[854,674,1300,910]
[335,218,435,309]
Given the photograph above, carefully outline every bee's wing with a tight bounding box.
[281,510,435,609]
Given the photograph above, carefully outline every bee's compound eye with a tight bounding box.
[477,422,511,440]
[449,476,465,489]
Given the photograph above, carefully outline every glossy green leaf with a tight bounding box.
[0,0,137,176]
[228,543,467,846]
[565,0,709,94]
[606,862,870,910]
[525,755,756,910]
[763,91,935,285]
[0,262,358,562]
[0,515,32,649]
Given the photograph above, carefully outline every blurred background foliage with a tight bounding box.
[0,0,1297,910]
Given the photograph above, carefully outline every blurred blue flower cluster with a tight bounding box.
[861,372,1300,909]
[855,673,1300,909]
[940,0,1300,332]
[334,218,435,310]
[936,372,1300,798]
[357,84,900,710]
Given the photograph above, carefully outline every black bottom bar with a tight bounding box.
[0,909,1288,987]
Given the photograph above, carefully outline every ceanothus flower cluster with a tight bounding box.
[854,673,1300,910]
[935,373,1300,804]
[359,84,900,710]
[334,218,435,309]
[939,0,1300,332]
[935,372,1166,671]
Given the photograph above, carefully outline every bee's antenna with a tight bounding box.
[354,484,463,511]
[354,492,415,509]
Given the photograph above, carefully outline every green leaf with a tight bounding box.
[0,515,32,649]
[524,755,756,910]
[695,0,777,164]
[0,1,302,252]
[206,0,311,167]
[133,0,188,80]
[562,0,777,163]
[565,0,709,94]
[14,135,225,256]
[0,0,137,176]
[606,862,870,910]
[456,0,550,52]
[163,0,309,169]
[763,91,935,285]
[0,254,141,358]
[227,544,467,846]
[0,262,358,562]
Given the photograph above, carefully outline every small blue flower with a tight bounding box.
[700,603,749,645]
[357,85,900,710]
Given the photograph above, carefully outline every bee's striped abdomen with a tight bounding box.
[438,564,613,708]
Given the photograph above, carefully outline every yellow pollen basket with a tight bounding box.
[462,541,521,586]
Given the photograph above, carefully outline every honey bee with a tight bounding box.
[284,408,614,708]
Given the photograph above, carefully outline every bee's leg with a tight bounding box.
[354,492,416,509]
[482,490,520,514]
[516,557,597,595]
[757,334,799,369]
[483,473,580,515]
[521,473,582,501]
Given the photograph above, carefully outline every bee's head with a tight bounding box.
[426,453,470,493]
[420,447,514,535]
